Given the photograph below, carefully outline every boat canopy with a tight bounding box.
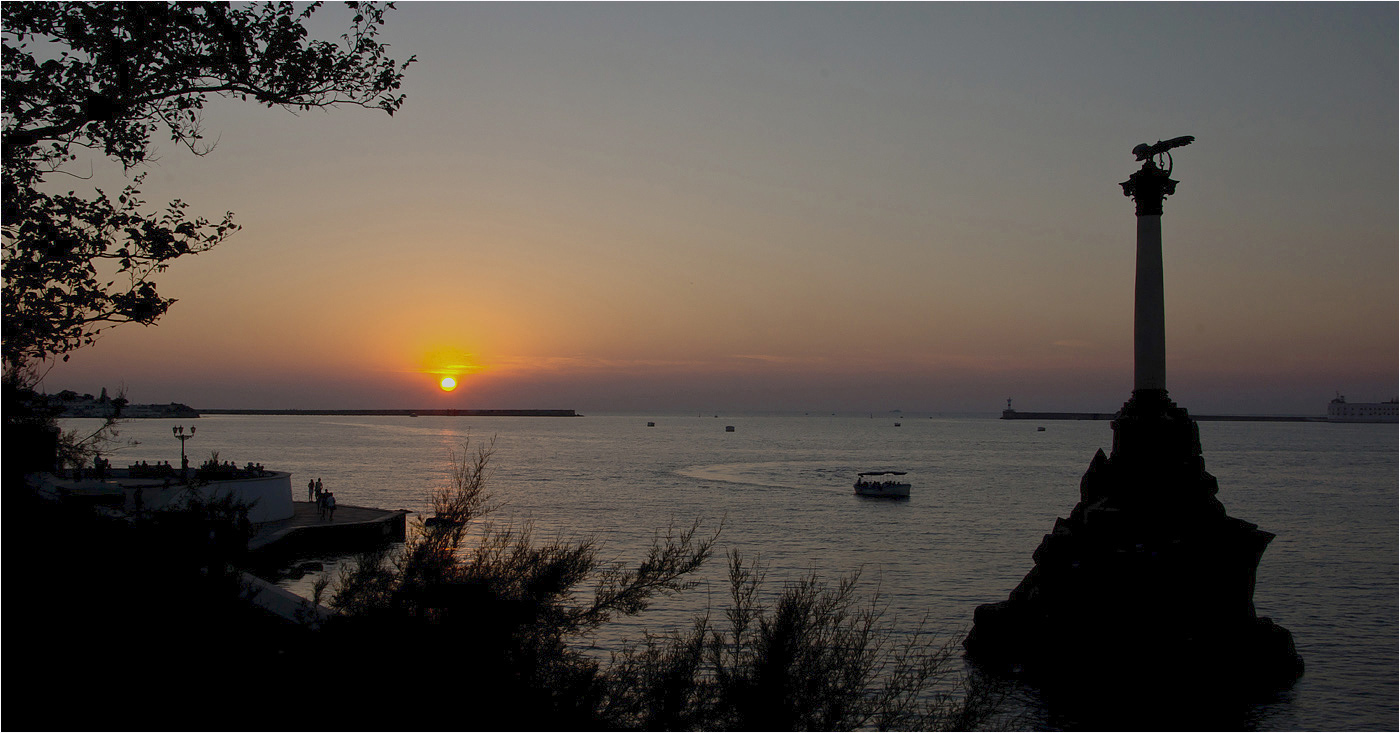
[858,471,907,476]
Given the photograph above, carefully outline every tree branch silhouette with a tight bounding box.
[2,1,415,366]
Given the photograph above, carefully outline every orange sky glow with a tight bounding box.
[34,4,1398,415]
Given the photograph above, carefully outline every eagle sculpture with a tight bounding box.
[1133,136,1195,161]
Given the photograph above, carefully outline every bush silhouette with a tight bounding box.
[316,439,1007,730]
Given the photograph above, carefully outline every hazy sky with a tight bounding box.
[39,2,1398,414]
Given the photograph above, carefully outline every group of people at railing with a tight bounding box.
[63,456,116,480]
[197,459,270,480]
[200,458,270,481]
[855,479,907,489]
[127,460,178,479]
[62,456,271,482]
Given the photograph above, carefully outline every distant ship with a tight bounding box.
[1327,395,1398,423]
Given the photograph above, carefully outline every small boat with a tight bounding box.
[725,425,735,432]
[854,471,910,498]
[647,421,655,427]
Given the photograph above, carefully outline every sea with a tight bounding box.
[62,412,1397,730]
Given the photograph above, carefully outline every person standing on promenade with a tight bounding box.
[308,479,315,502]
[326,492,336,522]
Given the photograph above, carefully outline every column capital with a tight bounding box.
[1120,161,1178,216]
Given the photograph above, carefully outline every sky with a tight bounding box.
[36,2,1399,415]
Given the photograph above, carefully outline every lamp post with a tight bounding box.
[173,425,196,476]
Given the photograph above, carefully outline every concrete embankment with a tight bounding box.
[1002,410,1118,421]
[1001,410,1326,422]
[242,502,410,627]
[248,501,409,557]
[199,408,579,417]
[239,571,336,629]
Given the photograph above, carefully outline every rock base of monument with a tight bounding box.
[964,390,1304,699]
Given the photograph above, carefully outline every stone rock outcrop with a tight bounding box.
[964,389,1303,697]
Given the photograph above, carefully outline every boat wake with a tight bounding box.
[677,461,849,491]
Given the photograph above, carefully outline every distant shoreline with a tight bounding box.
[196,408,580,417]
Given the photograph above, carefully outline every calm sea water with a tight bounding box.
[66,413,1397,730]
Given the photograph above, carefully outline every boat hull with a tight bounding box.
[1327,399,1398,423]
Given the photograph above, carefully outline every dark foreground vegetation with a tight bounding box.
[10,437,1012,731]
[320,439,1011,730]
[11,483,293,730]
[4,5,1008,725]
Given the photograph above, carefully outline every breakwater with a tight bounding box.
[1001,410,1325,422]
[200,408,579,417]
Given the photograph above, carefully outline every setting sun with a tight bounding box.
[439,376,457,392]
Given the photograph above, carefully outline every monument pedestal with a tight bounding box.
[964,390,1304,696]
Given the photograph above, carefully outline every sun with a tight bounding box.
[439,376,458,392]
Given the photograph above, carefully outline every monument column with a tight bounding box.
[1120,158,1177,397]
[963,137,1304,708]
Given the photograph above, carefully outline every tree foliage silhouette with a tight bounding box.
[2,1,415,365]
[324,440,1009,730]
[327,436,720,729]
